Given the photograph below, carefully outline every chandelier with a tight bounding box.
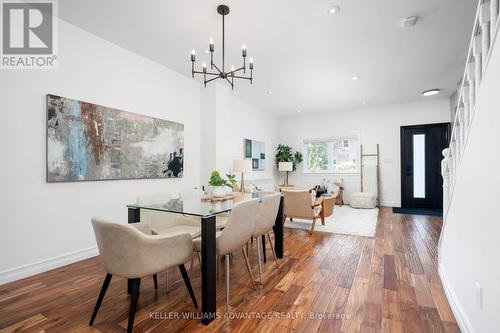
[190,5,253,89]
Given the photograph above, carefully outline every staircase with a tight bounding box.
[442,0,499,217]
[438,1,500,332]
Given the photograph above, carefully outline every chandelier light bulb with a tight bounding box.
[242,44,247,57]
[249,58,254,69]
[209,38,214,52]
[202,62,207,73]
[190,49,196,62]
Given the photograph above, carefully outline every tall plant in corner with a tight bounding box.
[275,144,303,171]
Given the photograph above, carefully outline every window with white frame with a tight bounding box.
[303,137,360,173]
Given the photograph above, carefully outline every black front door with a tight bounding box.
[401,123,450,209]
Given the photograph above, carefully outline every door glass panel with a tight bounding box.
[413,134,425,198]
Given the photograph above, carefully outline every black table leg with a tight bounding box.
[261,235,267,263]
[201,216,217,325]
[272,196,285,259]
[127,207,140,294]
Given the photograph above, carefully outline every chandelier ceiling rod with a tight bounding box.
[190,5,253,89]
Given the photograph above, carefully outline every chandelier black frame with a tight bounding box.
[190,5,253,89]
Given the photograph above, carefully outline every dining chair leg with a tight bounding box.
[184,254,195,302]
[225,253,230,312]
[256,237,263,285]
[165,269,170,294]
[179,264,198,308]
[153,274,158,290]
[127,278,141,333]
[242,247,256,290]
[89,273,112,326]
[266,233,280,268]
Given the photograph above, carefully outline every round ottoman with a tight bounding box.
[350,192,376,209]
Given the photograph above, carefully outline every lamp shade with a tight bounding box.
[233,159,252,173]
[278,161,293,172]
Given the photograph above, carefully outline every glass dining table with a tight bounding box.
[126,192,285,325]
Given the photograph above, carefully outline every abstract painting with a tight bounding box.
[244,138,265,171]
[46,94,184,182]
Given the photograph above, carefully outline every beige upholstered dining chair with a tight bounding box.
[282,189,322,234]
[252,193,281,285]
[89,218,197,333]
[193,198,260,310]
[137,192,201,293]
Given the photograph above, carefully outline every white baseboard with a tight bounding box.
[438,263,474,333]
[0,246,98,286]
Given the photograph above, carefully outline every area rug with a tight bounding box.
[284,206,379,238]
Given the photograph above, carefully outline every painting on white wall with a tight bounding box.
[244,138,265,171]
[46,94,184,182]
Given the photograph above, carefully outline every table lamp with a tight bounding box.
[279,161,293,186]
[233,159,252,193]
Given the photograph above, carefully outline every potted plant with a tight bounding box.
[207,171,236,197]
[275,144,303,186]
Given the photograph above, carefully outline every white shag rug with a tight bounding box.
[284,206,379,238]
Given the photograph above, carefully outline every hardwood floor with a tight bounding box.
[0,208,459,332]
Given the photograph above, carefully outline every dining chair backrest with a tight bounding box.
[91,217,193,278]
[282,189,316,219]
[136,192,198,229]
[216,198,260,254]
[253,193,281,238]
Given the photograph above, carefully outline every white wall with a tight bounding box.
[439,27,500,333]
[213,84,279,182]
[277,100,450,206]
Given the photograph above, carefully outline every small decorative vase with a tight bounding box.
[211,186,228,197]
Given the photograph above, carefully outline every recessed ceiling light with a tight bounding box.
[267,90,273,95]
[297,110,301,113]
[362,101,366,105]
[329,6,340,15]
[422,89,440,96]
[351,76,360,81]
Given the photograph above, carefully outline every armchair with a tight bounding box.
[281,189,322,234]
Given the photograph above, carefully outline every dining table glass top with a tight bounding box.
[127,192,277,217]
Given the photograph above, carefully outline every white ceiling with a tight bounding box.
[59,0,477,115]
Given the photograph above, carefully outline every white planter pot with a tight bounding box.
[210,186,230,197]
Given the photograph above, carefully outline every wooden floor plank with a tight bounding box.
[0,208,456,333]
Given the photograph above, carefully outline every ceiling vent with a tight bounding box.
[401,16,418,28]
